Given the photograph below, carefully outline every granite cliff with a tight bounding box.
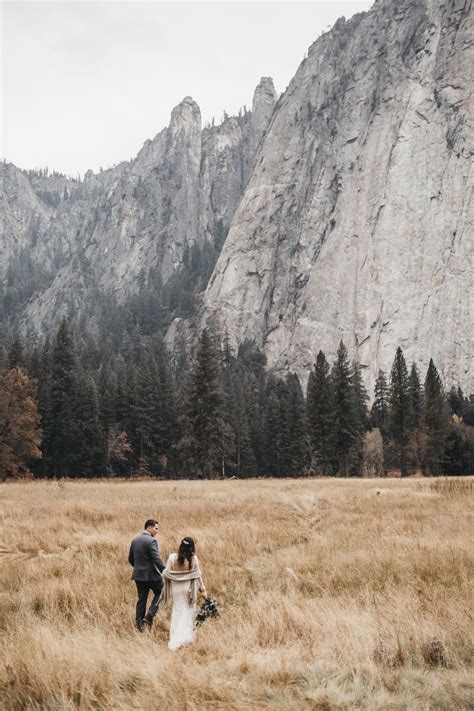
[1,0,472,391]
[204,0,473,390]
[0,79,277,336]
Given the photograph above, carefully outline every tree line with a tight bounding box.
[0,320,472,479]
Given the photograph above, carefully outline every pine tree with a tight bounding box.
[275,378,292,475]
[239,367,263,476]
[115,353,140,472]
[371,370,389,435]
[352,362,369,431]
[408,362,422,429]
[306,351,335,474]
[388,347,411,476]
[156,345,179,475]
[234,340,266,475]
[35,337,53,475]
[135,350,161,472]
[447,385,465,419]
[332,342,358,475]
[262,378,283,475]
[184,329,225,478]
[407,361,423,471]
[233,370,257,476]
[98,362,116,432]
[49,318,78,476]
[286,373,307,475]
[421,359,450,474]
[219,347,238,476]
[69,374,104,476]
[350,360,369,471]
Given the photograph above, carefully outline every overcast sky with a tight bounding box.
[2,0,373,177]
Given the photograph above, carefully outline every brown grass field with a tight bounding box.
[0,477,473,710]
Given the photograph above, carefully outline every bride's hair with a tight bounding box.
[177,537,195,568]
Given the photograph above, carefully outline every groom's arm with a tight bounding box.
[128,543,134,567]
[149,538,165,573]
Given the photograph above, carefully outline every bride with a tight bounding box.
[160,537,207,651]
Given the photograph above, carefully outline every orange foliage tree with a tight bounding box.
[0,367,42,479]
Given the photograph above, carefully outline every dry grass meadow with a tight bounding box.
[0,477,472,710]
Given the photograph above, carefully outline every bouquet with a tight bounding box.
[196,597,220,626]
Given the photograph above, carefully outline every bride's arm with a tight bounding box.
[194,555,207,597]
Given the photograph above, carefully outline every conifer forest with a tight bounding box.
[1,319,472,480]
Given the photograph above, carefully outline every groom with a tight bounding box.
[128,519,166,631]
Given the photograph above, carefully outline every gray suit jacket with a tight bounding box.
[128,532,166,582]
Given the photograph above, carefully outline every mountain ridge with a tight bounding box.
[1,0,472,393]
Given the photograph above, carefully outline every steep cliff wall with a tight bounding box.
[0,79,276,335]
[204,0,473,390]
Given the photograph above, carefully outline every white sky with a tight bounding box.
[1,0,373,177]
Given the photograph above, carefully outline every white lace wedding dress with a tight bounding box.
[166,553,203,651]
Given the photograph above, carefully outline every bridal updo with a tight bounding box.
[177,537,195,568]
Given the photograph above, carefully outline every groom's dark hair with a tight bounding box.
[144,519,159,529]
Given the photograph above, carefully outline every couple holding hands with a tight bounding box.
[129,519,207,651]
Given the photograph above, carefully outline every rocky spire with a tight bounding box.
[250,77,277,155]
[169,96,202,138]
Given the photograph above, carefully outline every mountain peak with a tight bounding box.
[170,96,201,130]
[252,77,277,111]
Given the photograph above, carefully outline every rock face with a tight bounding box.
[0,79,277,335]
[1,0,472,393]
[204,0,473,391]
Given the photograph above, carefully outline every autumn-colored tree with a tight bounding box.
[0,367,42,479]
[106,427,132,475]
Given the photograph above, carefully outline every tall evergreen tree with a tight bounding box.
[235,340,267,474]
[351,362,369,432]
[184,329,225,478]
[332,342,358,475]
[49,319,78,476]
[115,354,140,472]
[219,347,238,476]
[69,374,104,476]
[98,362,116,432]
[408,362,422,429]
[447,385,465,419]
[156,345,179,474]
[286,373,307,475]
[388,347,411,476]
[350,361,369,471]
[233,368,257,477]
[306,351,335,474]
[407,361,423,471]
[371,370,389,436]
[275,378,292,475]
[421,359,450,474]
[35,337,53,476]
[135,350,161,472]
[262,378,284,476]
[241,367,264,476]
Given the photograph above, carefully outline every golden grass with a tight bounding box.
[0,477,472,710]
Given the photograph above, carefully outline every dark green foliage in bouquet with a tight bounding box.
[196,598,220,626]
